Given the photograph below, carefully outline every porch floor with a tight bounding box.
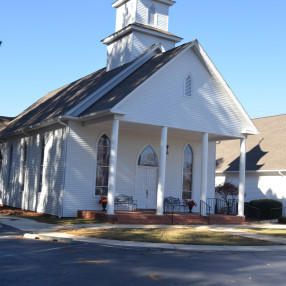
[77,210,245,225]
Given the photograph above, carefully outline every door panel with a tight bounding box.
[136,167,158,209]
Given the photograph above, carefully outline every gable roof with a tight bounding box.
[0,63,131,137]
[0,116,14,131]
[0,39,257,139]
[216,114,286,172]
[0,41,193,138]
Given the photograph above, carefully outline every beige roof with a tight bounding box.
[216,114,286,172]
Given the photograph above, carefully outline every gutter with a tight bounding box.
[216,170,286,175]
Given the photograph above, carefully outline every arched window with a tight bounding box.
[21,140,28,192]
[95,134,110,196]
[148,4,156,26]
[8,144,13,190]
[138,145,159,167]
[182,145,193,199]
[38,137,46,193]
[185,75,192,97]
[0,146,3,173]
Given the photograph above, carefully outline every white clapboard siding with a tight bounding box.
[63,122,216,217]
[131,31,175,59]
[216,173,286,208]
[114,47,250,138]
[136,0,169,31]
[107,33,133,71]
[0,127,65,216]
[115,0,136,31]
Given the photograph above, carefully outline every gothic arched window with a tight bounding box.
[182,145,193,199]
[95,134,110,196]
[138,145,159,167]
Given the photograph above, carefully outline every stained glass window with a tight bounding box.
[182,145,193,199]
[138,145,159,167]
[95,135,110,196]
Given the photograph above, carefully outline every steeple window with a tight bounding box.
[148,4,156,26]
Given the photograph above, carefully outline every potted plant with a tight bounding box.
[184,199,197,213]
[99,196,108,211]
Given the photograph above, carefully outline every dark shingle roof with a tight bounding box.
[0,116,14,131]
[80,42,192,116]
[216,114,286,171]
[0,41,193,138]
[0,63,131,137]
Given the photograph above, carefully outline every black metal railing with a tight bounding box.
[206,198,238,215]
[270,207,283,222]
[200,200,211,224]
[164,204,175,225]
[245,204,260,222]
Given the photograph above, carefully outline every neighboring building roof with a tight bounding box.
[0,116,14,131]
[0,41,192,138]
[216,114,286,172]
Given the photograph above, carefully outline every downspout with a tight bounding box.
[57,117,69,218]
[21,130,29,137]
[278,171,285,177]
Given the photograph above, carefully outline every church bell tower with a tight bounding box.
[102,0,182,71]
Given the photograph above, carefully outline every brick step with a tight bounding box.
[77,210,245,225]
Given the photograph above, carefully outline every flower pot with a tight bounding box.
[102,202,107,211]
[188,205,193,213]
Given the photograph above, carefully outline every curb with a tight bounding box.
[23,233,73,243]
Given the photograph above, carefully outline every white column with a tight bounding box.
[107,119,119,215]
[200,133,208,216]
[156,126,168,216]
[238,136,247,217]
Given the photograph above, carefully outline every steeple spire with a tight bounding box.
[103,0,182,71]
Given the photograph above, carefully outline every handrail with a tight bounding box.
[270,207,283,222]
[206,198,238,215]
[200,200,211,224]
[245,204,260,222]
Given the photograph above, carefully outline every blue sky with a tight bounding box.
[0,0,285,118]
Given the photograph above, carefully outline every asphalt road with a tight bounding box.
[1,223,286,286]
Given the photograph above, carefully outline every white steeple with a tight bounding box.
[102,0,182,71]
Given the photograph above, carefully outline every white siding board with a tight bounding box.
[116,1,136,31]
[0,127,65,216]
[216,173,286,208]
[131,31,175,59]
[63,122,216,217]
[114,48,250,138]
[136,0,169,31]
[107,33,133,71]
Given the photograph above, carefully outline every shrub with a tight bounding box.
[278,216,286,224]
[248,199,282,220]
[215,182,238,206]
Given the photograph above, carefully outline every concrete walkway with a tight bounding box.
[1,215,286,252]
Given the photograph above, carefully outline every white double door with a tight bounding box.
[136,167,158,209]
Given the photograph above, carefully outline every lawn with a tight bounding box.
[63,227,280,246]
[237,228,286,239]
[0,205,98,225]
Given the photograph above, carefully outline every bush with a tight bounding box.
[248,199,282,220]
[278,217,286,224]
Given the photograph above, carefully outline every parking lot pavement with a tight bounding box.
[0,223,25,238]
[1,235,286,286]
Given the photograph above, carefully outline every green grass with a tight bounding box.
[63,228,280,246]
[237,228,286,238]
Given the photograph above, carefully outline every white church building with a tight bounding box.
[0,0,258,218]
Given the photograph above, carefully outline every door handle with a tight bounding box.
[146,190,148,199]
